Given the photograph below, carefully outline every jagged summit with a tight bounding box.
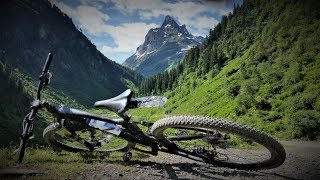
[123,15,204,77]
[161,15,179,29]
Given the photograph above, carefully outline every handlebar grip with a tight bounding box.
[42,53,53,73]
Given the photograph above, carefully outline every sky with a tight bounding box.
[49,0,243,64]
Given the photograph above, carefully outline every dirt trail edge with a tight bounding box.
[75,141,320,180]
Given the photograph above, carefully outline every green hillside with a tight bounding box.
[0,62,32,146]
[0,59,89,146]
[0,62,44,146]
[139,0,320,140]
[0,0,142,106]
[0,0,142,146]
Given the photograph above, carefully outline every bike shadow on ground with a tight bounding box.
[113,160,266,179]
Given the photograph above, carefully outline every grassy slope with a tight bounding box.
[0,63,33,146]
[162,2,320,139]
[0,60,86,146]
[136,0,320,140]
[0,146,153,178]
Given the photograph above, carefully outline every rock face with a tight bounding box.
[123,15,204,77]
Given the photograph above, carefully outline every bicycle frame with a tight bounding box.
[17,53,214,163]
[43,102,160,155]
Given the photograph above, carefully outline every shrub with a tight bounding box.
[256,99,272,111]
[283,62,301,86]
[226,82,240,98]
[287,93,317,112]
[240,78,261,95]
[266,111,282,122]
[235,94,256,116]
[226,68,238,77]
[290,110,320,140]
[271,84,283,94]
[289,82,305,96]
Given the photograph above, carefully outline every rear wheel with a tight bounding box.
[150,116,286,170]
[43,121,132,153]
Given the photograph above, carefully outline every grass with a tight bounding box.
[0,101,277,178]
[0,146,85,179]
[0,145,153,179]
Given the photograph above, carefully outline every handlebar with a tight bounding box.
[42,53,53,73]
[36,53,53,100]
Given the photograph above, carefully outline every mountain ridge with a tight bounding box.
[123,15,204,77]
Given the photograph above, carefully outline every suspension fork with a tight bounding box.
[22,100,42,136]
[16,108,38,163]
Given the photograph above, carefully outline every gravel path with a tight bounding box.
[1,141,318,179]
[76,141,320,180]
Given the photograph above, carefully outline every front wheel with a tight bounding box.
[16,137,28,163]
[16,114,34,163]
[150,115,286,170]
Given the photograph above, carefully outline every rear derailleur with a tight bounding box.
[203,130,230,146]
[193,130,230,157]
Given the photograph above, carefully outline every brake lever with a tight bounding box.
[43,71,52,88]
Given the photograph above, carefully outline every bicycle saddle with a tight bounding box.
[94,89,133,114]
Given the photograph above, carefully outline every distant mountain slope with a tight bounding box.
[0,62,48,146]
[139,0,320,140]
[0,0,143,146]
[0,0,143,106]
[123,15,204,77]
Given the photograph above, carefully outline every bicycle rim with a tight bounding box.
[151,116,286,170]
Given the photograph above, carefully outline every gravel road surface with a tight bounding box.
[76,141,320,180]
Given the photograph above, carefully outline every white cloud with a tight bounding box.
[101,23,158,53]
[191,15,219,32]
[111,0,229,35]
[49,0,234,63]
[76,6,110,35]
[50,1,108,35]
[50,0,157,53]
[139,9,171,20]
[50,0,77,17]
[111,0,165,14]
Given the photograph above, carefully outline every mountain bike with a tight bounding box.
[16,53,286,170]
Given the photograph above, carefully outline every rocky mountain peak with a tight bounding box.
[161,15,179,28]
[123,15,204,77]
